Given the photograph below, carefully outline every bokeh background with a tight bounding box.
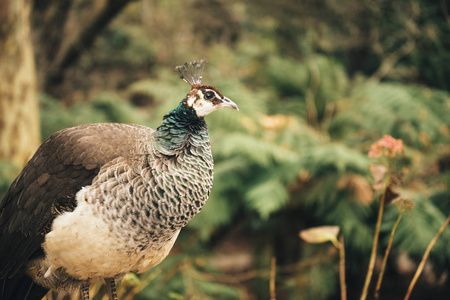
[1,0,450,299]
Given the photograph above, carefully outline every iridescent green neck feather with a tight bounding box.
[155,99,207,154]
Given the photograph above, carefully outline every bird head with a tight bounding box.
[176,59,239,118]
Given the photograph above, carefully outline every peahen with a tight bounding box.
[0,59,238,300]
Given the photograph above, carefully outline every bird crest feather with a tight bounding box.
[175,58,207,86]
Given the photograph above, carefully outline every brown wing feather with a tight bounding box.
[0,123,154,277]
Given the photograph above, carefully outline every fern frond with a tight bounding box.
[386,195,450,261]
[214,133,297,167]
[245,177,289,219]
[329,83,450,149]
[302,143,370,176]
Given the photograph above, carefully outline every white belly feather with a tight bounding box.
[43,188,179,280]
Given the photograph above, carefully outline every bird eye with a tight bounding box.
[204,91,215,100]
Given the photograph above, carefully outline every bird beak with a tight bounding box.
[221,96,239,111]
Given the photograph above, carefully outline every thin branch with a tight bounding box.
[360,159,391,300]
[369,39,415,82]
[270,257,277,300]
[305,59,321,128]
[404,214,450,300]
[45,0,134,88]
[339,235,347,300]
[374,211,404,300]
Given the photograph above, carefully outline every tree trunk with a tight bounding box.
[0,0,41,166]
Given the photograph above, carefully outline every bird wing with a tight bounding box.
[0,123,154,277]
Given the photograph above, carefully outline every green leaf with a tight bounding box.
[245,178,289,218]
[195,280,241,299]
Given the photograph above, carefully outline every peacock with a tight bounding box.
[0,59,238,300]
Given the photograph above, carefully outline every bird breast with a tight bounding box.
[40,198,181,281]
[40,141,213,282]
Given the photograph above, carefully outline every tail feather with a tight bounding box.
[1,274,48,300]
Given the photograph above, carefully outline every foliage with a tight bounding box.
[134,255,243,300]
[39,93,149,140]
[2,0,450,299]
[329,83,450,150]
[0,161,20,199]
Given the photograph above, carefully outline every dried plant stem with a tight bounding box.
[360,160,391,300]
[270,257,277,300]
[339,235,347,300]
[374,211,403,300]
[404,214,450,300]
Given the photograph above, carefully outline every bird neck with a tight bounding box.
[155,100,207,154]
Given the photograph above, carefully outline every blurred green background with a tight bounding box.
[1,0,450,299]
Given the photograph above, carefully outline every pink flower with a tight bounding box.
[368,135,404,158]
